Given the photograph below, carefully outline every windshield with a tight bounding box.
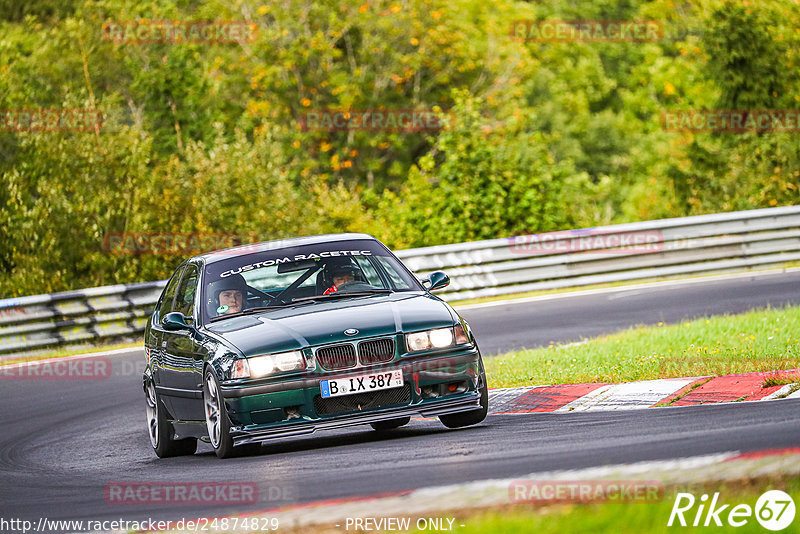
[201,239,422,322]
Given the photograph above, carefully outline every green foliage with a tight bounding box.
[0,0,78,22]
[703,1,795,110]
[1,0,799,297]
[0,108,153,294]
[666,0,800,215]
[369,91,598,248]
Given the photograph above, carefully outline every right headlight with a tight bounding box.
[230,350,306,379]
[406,324,469,352]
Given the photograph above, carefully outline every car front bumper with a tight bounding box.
[219,347,483,445]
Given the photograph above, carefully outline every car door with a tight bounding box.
[150,265,185,389]
[161,263,206,421]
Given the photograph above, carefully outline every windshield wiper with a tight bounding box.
[209,301,314,322]
[291,289,393,303]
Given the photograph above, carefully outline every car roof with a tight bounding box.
[197,233,378,264]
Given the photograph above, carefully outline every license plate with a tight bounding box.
[320,370,404,398]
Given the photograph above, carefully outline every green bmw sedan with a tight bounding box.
[143,234,487,458]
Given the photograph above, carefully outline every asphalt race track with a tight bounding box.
[2,271,800,530]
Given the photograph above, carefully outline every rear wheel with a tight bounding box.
[370,417,411,431]
[145,378,197,458]
[439,361,488,429]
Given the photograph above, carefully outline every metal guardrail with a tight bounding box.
[396,205,800,300]
[0,282,165,357]
[1,206,799,357]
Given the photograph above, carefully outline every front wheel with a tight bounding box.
[203,368,236,459]
[145,378,197,458]
[203,368,261,458]
[439,363,488,429]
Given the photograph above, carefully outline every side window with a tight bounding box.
[175,265,199,319]
[374,256,412,290]
[157,266,185,320]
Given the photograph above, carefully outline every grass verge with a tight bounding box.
[440,475,800,534]
[283,473,800,534]
[484,305,800,387]
[762,373,800,387]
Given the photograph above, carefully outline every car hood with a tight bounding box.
[204,292,457,356]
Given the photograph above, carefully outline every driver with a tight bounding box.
[323,265,359,295]
[208,274,247,316]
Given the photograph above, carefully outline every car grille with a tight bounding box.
[313,385,411,416]
[358,338,395,365]
[316,344,357,371]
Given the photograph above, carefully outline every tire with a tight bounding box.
[370,417,411,431]
[203,367,237,459]
[145,377,197,458]
[439,361,488,429]
[203,368,261,458]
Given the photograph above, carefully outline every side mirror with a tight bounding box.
[162,311,192,331]
[425,271,450,291]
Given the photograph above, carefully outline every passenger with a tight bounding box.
[218,288,243,315]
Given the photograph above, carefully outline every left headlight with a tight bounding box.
[231,350,306,379]
[405,324,470,352]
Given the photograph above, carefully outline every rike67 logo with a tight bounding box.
[668,490,796,531]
